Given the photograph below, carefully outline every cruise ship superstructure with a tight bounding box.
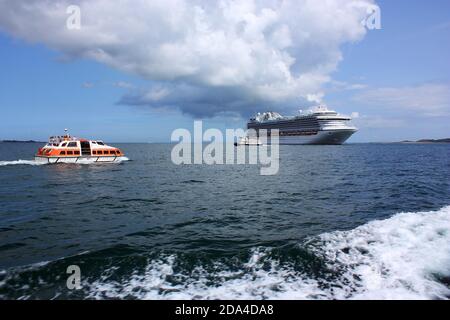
[246,106,357,145]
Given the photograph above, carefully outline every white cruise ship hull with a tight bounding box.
[264,129,356,145]
[279,129,356,145]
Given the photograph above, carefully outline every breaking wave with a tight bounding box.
[0,157,130,166]
[0,160,46,166]
[85,206,450,300]
[308,205,450,299]
[1,206,449,300]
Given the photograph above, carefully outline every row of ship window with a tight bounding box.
[92,150,120,155]
[57,150,120,155]
[251,130,318,136]
[60,150,80,155]
[56,141,105,148]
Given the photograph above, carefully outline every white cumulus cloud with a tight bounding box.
[0,0,377,117]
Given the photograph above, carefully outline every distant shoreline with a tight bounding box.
[399,138,450,144]
[0,140,44,143]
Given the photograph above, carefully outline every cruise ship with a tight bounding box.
[246,105,357,145]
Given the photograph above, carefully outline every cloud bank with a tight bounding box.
[0,0,377,117]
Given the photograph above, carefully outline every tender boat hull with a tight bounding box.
[34,156,128,164]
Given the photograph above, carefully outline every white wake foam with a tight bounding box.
[86,206,450,300]
[0,157,130,166]
[312,205,450,299]
[0,160,46,166]
[87,249,325,300]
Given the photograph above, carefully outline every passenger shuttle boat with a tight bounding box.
[35,131,126,164]
[234,136,263,146]
[246,105,357,145]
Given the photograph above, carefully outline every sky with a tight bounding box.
[0,0,449,142]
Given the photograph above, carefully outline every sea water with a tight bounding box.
[0,142,449,299]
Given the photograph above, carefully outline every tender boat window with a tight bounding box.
[67,151,73,155]
[93,150,97,155]
[97,150,103,155]
[97,142,105,145]
[60,151,66,155]
[67,142,77,147]
[74,151,80,155]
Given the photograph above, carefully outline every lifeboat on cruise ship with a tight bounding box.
[35,130,126,164]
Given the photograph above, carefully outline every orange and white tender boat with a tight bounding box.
[35,130,126,164]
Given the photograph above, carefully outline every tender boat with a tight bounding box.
[234,136,263,146]
[35,130,126,164]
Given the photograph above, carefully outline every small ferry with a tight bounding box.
[35,130,126,164]
[234,136,263,146]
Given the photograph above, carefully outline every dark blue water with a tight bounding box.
[0,142,449,299]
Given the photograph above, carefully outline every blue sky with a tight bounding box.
[0,0,449,142]
[328,0,450,141]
